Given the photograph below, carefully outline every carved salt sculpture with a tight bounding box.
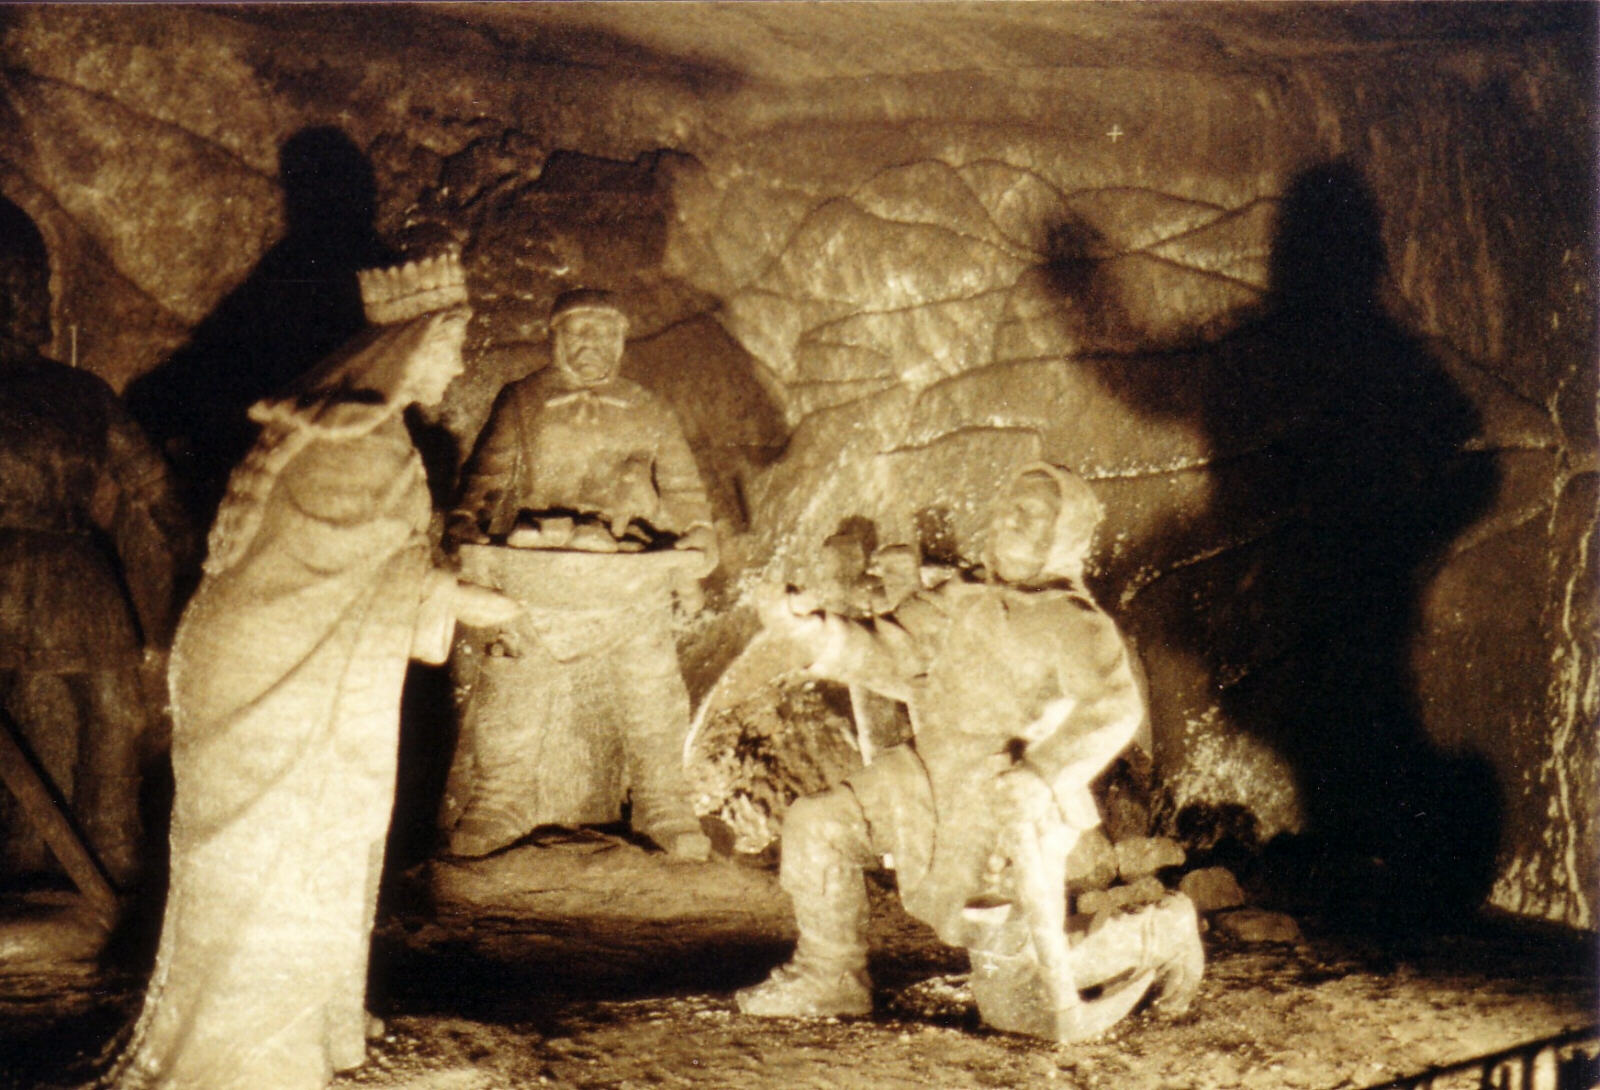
[108,250,517,1090]
[0,219,189,892]
[443,289,716,860]
[815,529,917,765]
[733,464,1204,1042]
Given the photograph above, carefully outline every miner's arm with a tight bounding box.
[451,385,525,543]
[765,585,952,703]
[1018,611,1144,824]
[650,400,714,537]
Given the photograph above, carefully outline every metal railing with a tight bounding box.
[1359,1025,1599,1090]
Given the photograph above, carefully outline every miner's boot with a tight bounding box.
[734,948,872,1017]
[966,911,1058,1039]
[735,868,872,1017]
[446,800,527,858]
[1144,892,1205,1017]
[631,787,711,860]
[1063,890,1206,1022]
[626,721,711,861]
[641,814,712,862]
[732,883,870,1017]
[737,794,873,1017]
[965,909,1154,1042]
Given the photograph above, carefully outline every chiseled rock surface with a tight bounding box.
[1065,826,1119,894]
[1075,875,1169,921]
[1180,866,1249,916]
[1115,836,1188,883]
[1212,907,1305,946]
[687,678,862,855]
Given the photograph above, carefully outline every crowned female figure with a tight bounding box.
[107,250,516,1090]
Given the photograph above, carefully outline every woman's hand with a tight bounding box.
[452,581,520,627]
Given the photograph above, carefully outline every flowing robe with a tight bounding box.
[113,414,453,1090]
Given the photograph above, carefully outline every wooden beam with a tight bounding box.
[0,709,119,925]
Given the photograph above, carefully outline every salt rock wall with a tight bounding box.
[0,4,1591,928]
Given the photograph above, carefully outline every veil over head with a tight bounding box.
[982,461,1104,586]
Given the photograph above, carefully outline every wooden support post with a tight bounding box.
[0,710,119,925]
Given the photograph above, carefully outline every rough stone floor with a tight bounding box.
[0,839,1594,1090]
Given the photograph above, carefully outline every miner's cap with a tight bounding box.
[550,289,629,330]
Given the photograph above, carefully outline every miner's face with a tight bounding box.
[552,309,627,388]
[989,474,1060,584]
[407,310,469,407]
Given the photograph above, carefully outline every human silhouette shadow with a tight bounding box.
[1138,163,1503,928]
[126,126,397,522]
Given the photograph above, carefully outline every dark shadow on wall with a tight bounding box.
[1040,212,1135,350]
[125,126,397,523]
[1135,163,1503,930]
[0,197,51,354]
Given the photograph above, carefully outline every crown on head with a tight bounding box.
[358,250,469,326]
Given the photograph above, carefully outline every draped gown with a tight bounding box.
[111,412,453,1090]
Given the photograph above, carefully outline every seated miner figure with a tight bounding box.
[443,288,716,861]
[735,463,1204,1042]
[0,210,190,892]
